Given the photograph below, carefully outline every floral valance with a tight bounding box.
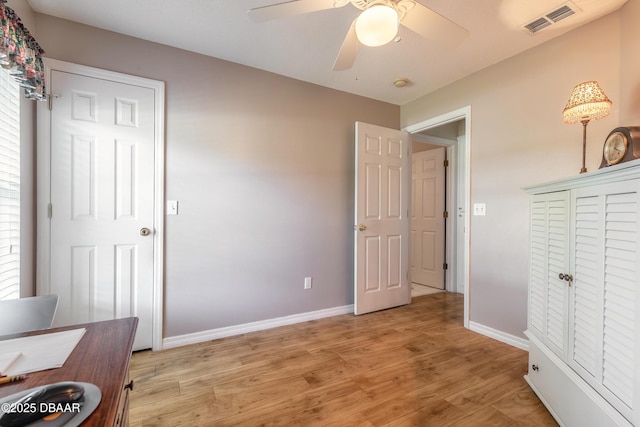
[0,0,45,100]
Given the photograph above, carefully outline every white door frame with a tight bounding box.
[36,58,165,350]
[404,106,471,328]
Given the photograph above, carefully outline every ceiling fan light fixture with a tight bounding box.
[355,4,399,47]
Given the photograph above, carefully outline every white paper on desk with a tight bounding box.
[0,328,86,375]
[0,351,21,375]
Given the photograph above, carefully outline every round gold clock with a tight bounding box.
[603,131,628,166]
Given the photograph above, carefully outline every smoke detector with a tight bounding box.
[394,78,409,88]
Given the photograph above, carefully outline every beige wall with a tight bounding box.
[33,14,399,338]
[412,142,441,153]
[402,4,638,339]
[620,0,640,124]
[6,0,35,27]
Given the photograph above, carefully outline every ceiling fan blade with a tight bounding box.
[401,2,468,47]
[332,19,360,71]
[248,0,335,22]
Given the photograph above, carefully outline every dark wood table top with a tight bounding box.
[0,317,138,426]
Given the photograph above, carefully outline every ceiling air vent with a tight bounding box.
[525,17,552,34]
[546,5,576,23]
[523,2,579,34]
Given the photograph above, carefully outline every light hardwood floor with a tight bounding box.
[129,293,557,426]
[410,283,443,297]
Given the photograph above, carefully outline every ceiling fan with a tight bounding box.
[247,0,469,70]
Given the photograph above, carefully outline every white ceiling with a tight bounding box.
[27,0,627,105]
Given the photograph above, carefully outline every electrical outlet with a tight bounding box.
[473,203,486,216]
[304,277,312,290]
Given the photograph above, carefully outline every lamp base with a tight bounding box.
[579,119,589,174]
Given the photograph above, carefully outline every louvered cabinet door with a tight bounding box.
[569,179,640,423]
[529,192,570,357]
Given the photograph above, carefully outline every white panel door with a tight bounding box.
[411,147,445,289]
[48,70,155,350]
[354,122,410,315]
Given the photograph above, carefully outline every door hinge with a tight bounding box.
[443,263,448,270]
[443,211,449,218]
[444,159,449,167]
[48,203,52,219]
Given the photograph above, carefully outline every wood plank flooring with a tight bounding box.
[128,293,557,426]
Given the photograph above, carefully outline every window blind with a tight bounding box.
[0,67,20,300]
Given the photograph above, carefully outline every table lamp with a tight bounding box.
[562,81,612,173]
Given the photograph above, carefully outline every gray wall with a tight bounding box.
[24,1,640,343]
[33,13,399,338]
[402,2,640,339]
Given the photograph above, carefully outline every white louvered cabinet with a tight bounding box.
[524,161,640,427]
[528,191,570,358]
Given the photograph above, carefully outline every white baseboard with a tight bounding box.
[162,304,354,349]
[163,308,528,352]
[469,321,529,351]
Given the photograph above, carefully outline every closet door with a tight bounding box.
[529,191,570,357]
[569,179,640,422]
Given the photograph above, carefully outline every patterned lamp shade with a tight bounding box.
[562,81,612,124]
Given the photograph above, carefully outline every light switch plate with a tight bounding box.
[167,200,178,215]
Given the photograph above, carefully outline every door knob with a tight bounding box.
[140,227,151,236]
[356,224,367,231]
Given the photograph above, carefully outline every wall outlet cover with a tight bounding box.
[473,203,486,216]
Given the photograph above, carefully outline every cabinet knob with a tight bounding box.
[124,380,134,391]
[532,364,539,372]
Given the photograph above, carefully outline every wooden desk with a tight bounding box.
[0,317,138,426]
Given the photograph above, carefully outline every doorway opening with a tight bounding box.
[410,144,447,297]
[404,106,471,328]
